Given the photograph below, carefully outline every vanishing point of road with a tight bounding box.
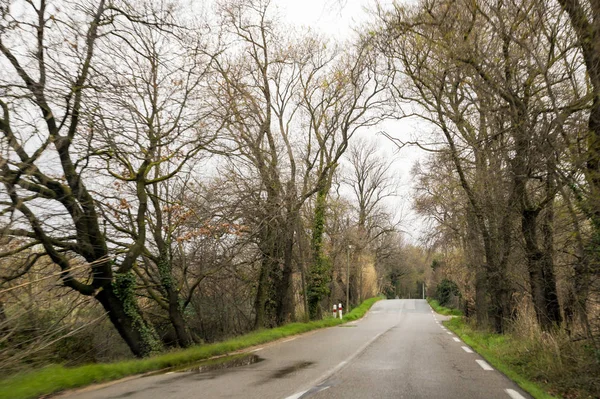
[61,299,530,399]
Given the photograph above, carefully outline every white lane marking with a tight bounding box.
[251,347,264,352]
[446,332,453,335]
[286,310,401,398]
[285,390,308,399]
[282,337,297,343]
[476,360,494,370]
[165,372,174,375]
[462,346,474,353]
[318,386,331,393]
[453,337,460,342]
[505,389,526,399]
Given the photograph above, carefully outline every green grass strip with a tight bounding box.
[427,298,463,316]
[444,317,558,399]
[0,297,381,399]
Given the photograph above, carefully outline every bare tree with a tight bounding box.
[0,0,202,356]
[377,0,581,331]
[210,0,389,326]
[87,6,216,348]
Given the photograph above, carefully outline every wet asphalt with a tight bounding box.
[60,299,532,399]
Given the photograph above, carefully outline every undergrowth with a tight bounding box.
[446,317,600,399]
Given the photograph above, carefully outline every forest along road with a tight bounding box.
[65,299,531,399]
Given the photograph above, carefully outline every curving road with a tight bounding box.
[61,300,531,399]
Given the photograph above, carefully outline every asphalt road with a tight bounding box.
[62,299,531,399]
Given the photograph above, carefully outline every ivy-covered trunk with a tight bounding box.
[167,289,194,348]
[307,187,331,320]
[156,252,194,348]
[254,225,282,329]
[96,273,161,357]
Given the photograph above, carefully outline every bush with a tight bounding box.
[435,278,461,307]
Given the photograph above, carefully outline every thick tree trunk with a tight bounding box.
[522,209,551,329]
[95,285,160,357]
[541,202,562,327]
[167,290,193,348]
[466,208,488,327]
[521,208,562,330]
[275,233,295,325]
[307,188,331,320]
[474,267,488,327]
[254,253,271,329]
[276,206,298,325]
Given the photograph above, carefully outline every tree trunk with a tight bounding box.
[522,209,551,329]
[95,284,160,358]
[466,205,488,327]
[541,199,562,327]
[254,253,271,329]
[167,289,193,348]
[275,225,295,325]
[307,188,331,320]
[521,207,562,330]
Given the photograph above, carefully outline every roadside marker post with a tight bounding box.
[333,304,337,318]
[338,303,343,319]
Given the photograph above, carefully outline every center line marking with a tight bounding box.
[476,359,494,370]
[453,337,460,342]
[505,389,526,399]
[285,390,308,399]
[462,346,474,353]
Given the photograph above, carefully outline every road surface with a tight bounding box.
[62,299,530,399]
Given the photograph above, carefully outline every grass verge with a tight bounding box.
[0,297,382,399]
[445,317,567,399]
[427,298,463,316]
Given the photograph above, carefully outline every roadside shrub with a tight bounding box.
[435,279,461,307]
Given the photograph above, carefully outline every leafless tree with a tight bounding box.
[209,0,390,327]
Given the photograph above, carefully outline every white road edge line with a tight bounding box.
[476,359,494,371]
[251,347,263,352]
[505,389,526,399]
[462,346,474,353]
[453,337,460,342]
[446,332,452,335]
[282,337,297,343]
